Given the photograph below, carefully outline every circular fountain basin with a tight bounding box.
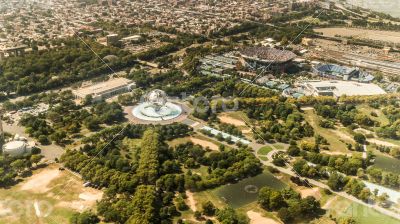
[132,102,182,121]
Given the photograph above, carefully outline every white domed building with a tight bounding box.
[2,140,31,157]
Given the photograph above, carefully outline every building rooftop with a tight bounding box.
[73,77,134,98]
[304,80,386,97]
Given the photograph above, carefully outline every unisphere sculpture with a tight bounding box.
[145,89,167,111]
[131,89,182,122]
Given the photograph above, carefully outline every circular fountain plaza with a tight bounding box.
[130,89,185,123]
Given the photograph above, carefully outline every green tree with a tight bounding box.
[353,133,366,144]
[30,154,43,166]
[126,185,159,224]
[70,211,99,224]
[202,201,216,216]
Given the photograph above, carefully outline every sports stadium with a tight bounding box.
[239,47,297,73]
[313,63,375,83]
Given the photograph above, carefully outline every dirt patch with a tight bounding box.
[218,114,246,126]
[300,187,322,200]
[185,190,197,212]
[315,27,400,44]
[190,137,219,151]
[57,188,103,212]
[79,191,103,202]
[20,168,61,193]
[247,211,280,224]
[242,129,252,134]
[0,202,12,216]
[321,151,352,156]
[368,139,398,147]
[332,130,354,143]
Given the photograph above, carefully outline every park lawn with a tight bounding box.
[342,202,400,224]
[258,146,273,156]
[321,195,399,224]
[193,190,227,210]
[192,166,210,177]
[356,104,390,127]
[167,136,191,147]
[303,110,351,153]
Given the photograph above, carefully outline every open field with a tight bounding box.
[315,27,400,43]
[167,134,223,150]
[0,164,102,224]
[218,111,252,125]
[356,104,390,127]
[272,143,286,150]
[320,194,400,224]
[303,110,352,153]
[190,137,219,151]
[372,151,400,174]
[343,202,400,224]
[257,146,273,156]
[218,113,247,127]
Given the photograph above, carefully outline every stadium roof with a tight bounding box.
[240,47,297,63]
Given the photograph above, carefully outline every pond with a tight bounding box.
[372,153,400,175]
[213,171,286,208]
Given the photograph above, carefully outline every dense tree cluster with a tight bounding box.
[0,153,42,187]
[295,151,365,177]
[0,39,135,96]
[315,103,376,127]
[63,124,260,223]
[179,143,262,191]
[366,167,400,190]
[233,97,313,142]
[20,114,54,145]
[217,122,244,137]
[258,187,322,223]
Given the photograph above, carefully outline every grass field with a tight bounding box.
[273,143,286,150]
[372,151,400,174]
[303,110,352,153]
[0,164,102,224]
[258,146,273,156]
[356,104,390,127]
[321,195,399,224]
[343,202,400,224]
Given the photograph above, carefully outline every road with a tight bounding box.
[261,148,400,220]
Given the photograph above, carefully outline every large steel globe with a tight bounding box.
[146,89,167,110]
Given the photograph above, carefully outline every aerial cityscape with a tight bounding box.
[1,0,400,223]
